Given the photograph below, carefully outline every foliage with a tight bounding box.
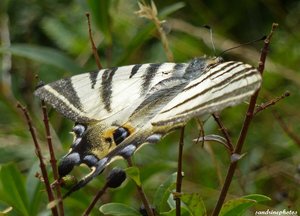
[0,0,299,215]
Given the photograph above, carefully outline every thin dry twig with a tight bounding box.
[17,102,59,216]
[211,23,279,216]
[212,113,234,153]
[82,185,108,216]
[136,1,174,61]
[175,127,185,216]
[86,13,102,70]
[41,100,64,215]
[254,91,290,115]
[126,158,154,216]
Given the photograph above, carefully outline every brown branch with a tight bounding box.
[211,23,278,216]
[175,127,185,216]
[254,91,290,115]
[41,101,64,215]
[17,102,59,216]
[273,111,300,147]
[82,184,108,216]
[212,113,234,153]
[86,12,102,70]
[126,157,154,216]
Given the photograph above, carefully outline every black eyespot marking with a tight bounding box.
[113,127,130,145]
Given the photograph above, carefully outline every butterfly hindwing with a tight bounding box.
[151,61,261,126]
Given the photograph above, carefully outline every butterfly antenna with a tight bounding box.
[203,24,216,54]
[219,35,266,56]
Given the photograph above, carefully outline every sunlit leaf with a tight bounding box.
[181,193,206,216]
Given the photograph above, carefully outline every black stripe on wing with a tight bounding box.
[34,78,94,123]
[101,67,118,112]
[142,64,161,94]
[49,78,83,111]
[89,71,99,89]
[173,63,186,72]
[129,64,142,78]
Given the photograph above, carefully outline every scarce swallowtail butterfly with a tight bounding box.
[34,56,262,194]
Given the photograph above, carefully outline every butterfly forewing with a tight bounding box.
[35,62,188,124]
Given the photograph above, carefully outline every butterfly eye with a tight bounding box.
[113,127,130,145]
[72,124,86,137]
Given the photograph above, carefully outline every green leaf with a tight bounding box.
[181,193,206,216]
[159,2,186,18]
[0,163,30,216]
[99,203,140,216]
[26,162,43,215]
[125,167,141,186]
[0,44,82,73]
[220,194,271,216]
[41,17,88,55]
[243,194,271,202]
[153,173,177,212]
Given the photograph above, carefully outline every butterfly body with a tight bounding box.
[34,56,261,194]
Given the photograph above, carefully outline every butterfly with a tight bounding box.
[34,56,261,195]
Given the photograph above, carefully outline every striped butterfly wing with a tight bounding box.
[35,62,188,125]
[93,60,262,190]
[106,59,262,167]
[34,57,262,195]
[151,61,261,126]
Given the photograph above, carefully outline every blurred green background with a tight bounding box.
[0,0,299,215]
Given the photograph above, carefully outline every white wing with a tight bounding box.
[151,61,261,126]
[34,63,188,124]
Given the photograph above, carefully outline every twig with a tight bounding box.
[41,100,64,215]
[254,91,290,115]
[17,102,59,216]
[82,185,108,216]
[211,23,278,216]
[175,127,185,216]
[86,13,102,70]
[273,111,300,147]
[212,113,234,153]
[126,158,154,216]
